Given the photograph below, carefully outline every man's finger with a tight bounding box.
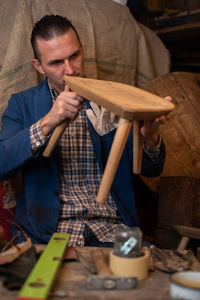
[64,84,70,92]
[164,96,172,102]
[76,94,85,103]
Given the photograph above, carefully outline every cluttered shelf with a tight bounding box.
[155,19,200,73]
[132,3,200,73]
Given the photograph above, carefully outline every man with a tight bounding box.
[0,15,170,246]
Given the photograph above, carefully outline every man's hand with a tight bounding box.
[40,85,84,136]
[141,96,172,146]
[86,102,119,136]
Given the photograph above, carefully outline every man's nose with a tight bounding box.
[64,59,74,75]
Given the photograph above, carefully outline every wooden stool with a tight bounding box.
[174,225,200,251]
[43,77,174,204]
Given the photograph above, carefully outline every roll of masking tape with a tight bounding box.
[109,250,149,280]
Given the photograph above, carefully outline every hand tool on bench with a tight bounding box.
[43,77,174,204]
[86,248,137,290]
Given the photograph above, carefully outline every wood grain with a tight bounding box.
[64,76,174,120]
[96,118,132,203]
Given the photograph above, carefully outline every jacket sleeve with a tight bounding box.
[0,95,35,180]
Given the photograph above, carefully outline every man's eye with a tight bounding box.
[50,60,63,65]
[71,52,79,58]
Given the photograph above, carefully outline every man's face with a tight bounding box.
[33,28,84,93]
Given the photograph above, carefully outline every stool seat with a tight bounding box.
[63,76,174,120]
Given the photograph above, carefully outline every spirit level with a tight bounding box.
[17,232,70,300]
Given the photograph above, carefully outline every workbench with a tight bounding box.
[0,246,200,300]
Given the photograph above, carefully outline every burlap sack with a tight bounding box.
[0,0,170,124]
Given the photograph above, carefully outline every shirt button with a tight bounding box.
[46,231,52,235]
[53,189,59,196]
[36,141,41,147]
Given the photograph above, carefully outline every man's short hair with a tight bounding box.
[31,14,80,60]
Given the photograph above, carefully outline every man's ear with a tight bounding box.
[32,58,45,74]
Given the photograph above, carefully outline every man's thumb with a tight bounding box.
[64,84,70,92]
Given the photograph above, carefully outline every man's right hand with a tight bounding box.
[40,85,84,136]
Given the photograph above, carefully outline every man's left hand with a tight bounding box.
[141,96,172,147]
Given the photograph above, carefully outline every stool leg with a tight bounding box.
[96,118,132,204]
[177,236,190,251]
[133,120,143,174]
[43,119,70,157]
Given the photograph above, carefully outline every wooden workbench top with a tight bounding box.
[1,246,200,300]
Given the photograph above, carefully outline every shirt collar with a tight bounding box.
[47,79,58,103]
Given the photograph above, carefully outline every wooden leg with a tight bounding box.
[96,118,132,204]
[133,120,143,174]
[43,119,70,157]
[177,236,190,251]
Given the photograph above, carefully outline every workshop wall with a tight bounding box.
[0,0,170,123]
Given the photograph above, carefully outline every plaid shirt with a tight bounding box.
[30,82,161,246]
